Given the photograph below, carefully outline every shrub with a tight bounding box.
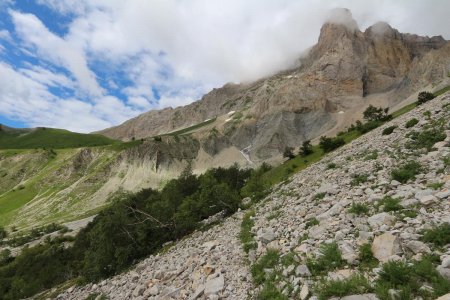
[406,128,446,151]
[364,150,378,160]
[391,161,423,183]
[351,173,369,186]
[363,105,391,122]
[305,218,319,229]
[420,223,450,247]
[378,196,403,212]
[240,211,256,253]
[355,120,384,134]
[348,203,369,215]
[299,140,313,156]
[405,118,419,128]
[283,146,295,159]
[427,182,444,190]
[313,192,326,201]
[327,162,337,169]
[257,282,288,300]
[319,136,345,153]
[307,242,345,276]
[358,243,377,268]
[251,249,280,284]
[316,274,373,300]
[418,91,435,105]
[382,126,397,135]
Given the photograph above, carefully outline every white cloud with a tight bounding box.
[0,62,142,132]
[10,10,103,96]
[3,0,450,132]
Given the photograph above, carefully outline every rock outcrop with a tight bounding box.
[98,10,450,164]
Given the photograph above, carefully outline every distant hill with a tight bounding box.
[0,125,118,149]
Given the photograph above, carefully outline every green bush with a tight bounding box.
[382,125,397,135]
[307,242,345,276]
[0,226,7,240]
[348,203,369,215]
[375,258,450,299]
[305,218,319,229]
[283,146,295,159]
[240,211,256,253]
[378,196,403,212]
[319,136,345,153]
[405,118,419,128]
[316,274,373,300]
[251,250,281,285]
[351,173,369,186]
[257,282,288,300]
[358,243,377,268]
[299,140,313,156]
[327,162,337,169]
[421,223,450,247]
[406,128,446,151]
[363,105,392,122]
[391,161,423,183]
[417,91,435,105]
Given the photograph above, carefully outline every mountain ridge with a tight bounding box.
[97,11,450,165]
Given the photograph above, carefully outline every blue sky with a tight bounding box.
[0,0,449,133]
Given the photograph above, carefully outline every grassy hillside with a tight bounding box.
[0,127,118,149]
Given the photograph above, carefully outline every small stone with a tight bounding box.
[300,284,310,300]
[259,229,277,244]
[295,265,311,277]
[368,213,395,228]
[418,195,437,206]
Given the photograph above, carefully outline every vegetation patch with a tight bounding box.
[307,242,345,276]
[420,223,450,247]
[240,211,256,253]
[377,196,403,212]
[382,125,397,135]
[348,202,369,216]
[315,274,373,300]
[405,118,419,128]
[391,161,423,183]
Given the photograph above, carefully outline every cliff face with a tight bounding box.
[98,9,450,163]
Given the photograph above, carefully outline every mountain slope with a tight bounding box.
[57,91,450,300]
[98,9,450,163]
[0,125,117,149]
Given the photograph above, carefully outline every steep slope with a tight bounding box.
[0,136,204,230]
[98,9,450,163]
[57,92,450,300]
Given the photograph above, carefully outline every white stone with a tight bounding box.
[372,232,402,262]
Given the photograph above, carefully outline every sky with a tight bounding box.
[0,0,449,133]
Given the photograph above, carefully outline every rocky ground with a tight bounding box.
[57,94,450,299]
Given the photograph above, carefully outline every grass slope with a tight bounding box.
[0,127,118,149]
[159,117,217,136]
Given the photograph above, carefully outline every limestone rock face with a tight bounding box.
[98,11,450,165]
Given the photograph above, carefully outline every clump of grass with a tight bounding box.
[307,242,345,276]
[427,182,444,190]
[391,161,423,183]
[377,196,403,212]
[382,125,397,135]
[327,162,337,169]
[240,211,257,253]
[364,150,378,161]
[315,274,373,300]
[358,243,377,268]
[406,128,446,151]
[420,223,450,247]
[375,257,450,299]
[257,282,288,300]
[351,173,369,186]
[313,192,326,201]
[267,210,282,221]
[305,218,319,229]
[348,202,369,216]
[405,118,419,128]
[251,249,281,285]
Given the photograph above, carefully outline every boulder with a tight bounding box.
[340,294,379,300]
[204,275,224,295]
[405,241,430,254]
[368,213,395,228]
[371,233,402,262]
